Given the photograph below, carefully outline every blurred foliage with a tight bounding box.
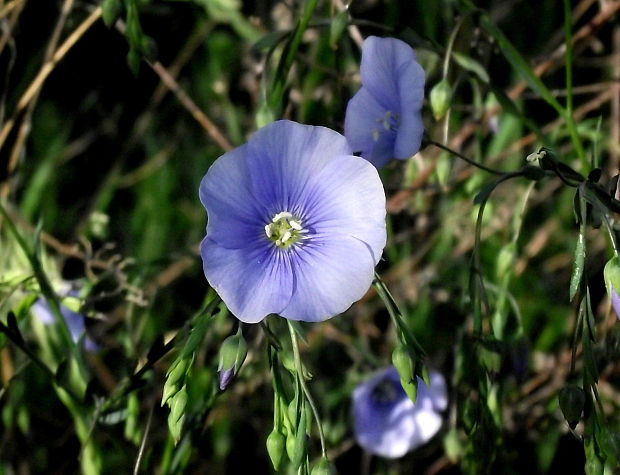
[2,0,620,473]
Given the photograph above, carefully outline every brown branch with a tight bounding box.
[0,6,102,154]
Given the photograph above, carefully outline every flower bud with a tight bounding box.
[266,428,286,470]
[102,0,122,27]
[392,344,418,401]
[311,457,333,475]
[217,330,247,390]
[430,79,452,120]
[558,385,584,429]
[605,257,620,320]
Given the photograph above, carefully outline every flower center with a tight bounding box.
[371,379,402,405]
[372,110,400,141]
[264,211,306,249]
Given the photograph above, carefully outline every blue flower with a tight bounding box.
[352,366,447,458]
[32,292,98,351]
[344,36,425,169]
[199,120,386,323]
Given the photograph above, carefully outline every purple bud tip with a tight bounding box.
[218,368,235,390]
[612,287,620,321]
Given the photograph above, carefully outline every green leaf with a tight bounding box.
[452,51,489,83]
[480,16,564,116]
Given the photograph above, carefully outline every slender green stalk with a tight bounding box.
[428,140,505,176]
[287,320,327,458]
[563,0,587,168]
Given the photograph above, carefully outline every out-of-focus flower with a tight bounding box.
[352,366,447,458]
[344,36,425,169]
[31,292,98,351]
[199,120,386,323]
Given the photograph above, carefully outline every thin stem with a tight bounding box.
[563,0,587,168]
[442,15,466,79]
[427,139,505,176]
[133,402,155,475]
[287,320,327,458]
[602,212,620,257]
[373,276,425,356]
[0,6,102,152]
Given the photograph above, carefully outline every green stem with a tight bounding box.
[428,139,505,176]
[373,275,425,356]
[268,0,320,113]
[287,320,327,458]
[562,0,587,169]
[602,212,620,257]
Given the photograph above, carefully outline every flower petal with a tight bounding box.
[199,144,268,249]
[394,58,425,159]
[200,238,294,323]
[246,120,352,214]
[302,154,386,263]
[359,36,416,110]
[352,367,447,458]
[280,235,376,322]
[344,88,396,168]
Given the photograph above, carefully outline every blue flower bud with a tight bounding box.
[217,330,247,390]
[604,257,620,320]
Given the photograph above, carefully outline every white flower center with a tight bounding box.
[264,211,306,248]
[372,110,400,142]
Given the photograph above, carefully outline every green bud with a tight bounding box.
[604,257,620,302]
[558,385,584,429]
[292,408,307,468]
[217,330,247,390]
[162,359,189,405]
[170,388,188,426]
[286,427,296,462]
[266,428,286,470]
[392,344,418,401]
[443,428,462,463]
[168,388,187,443]
[430,79,452,120]
[101,0,122,27]
[392,344,414,380]
[311,457,333,475]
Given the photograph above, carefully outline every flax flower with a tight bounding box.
[199,120,386,323]
[352,366,447,458]
[345,36,425,168]
[32,292,98,351]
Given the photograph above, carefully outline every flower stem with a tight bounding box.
[287,320,327,458]
[427,139,505,176]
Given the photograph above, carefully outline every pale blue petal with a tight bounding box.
[32,297,98,351]
[344,88,396,168]
[360,36,415,109]
[352,367,447,458]
[246,120,352,214]
[394,58,425,159]
[280,235,376,322]
[301,154,386,263]
[612,287,620,320]
[199,144,268,249]
[201,237,294,323]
